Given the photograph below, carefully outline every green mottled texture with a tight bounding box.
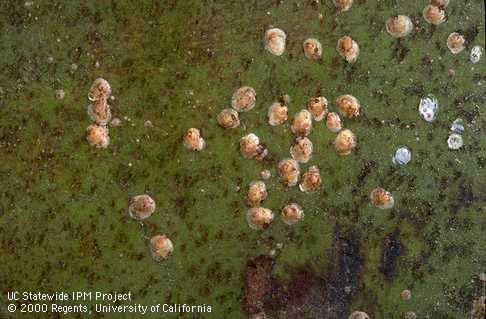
[0,0,485,318]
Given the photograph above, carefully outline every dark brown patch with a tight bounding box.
[243,226,363,318]
[243,255,276,315]
[379,229,403,279]
[392,39,410,62]
[451,181,474,214]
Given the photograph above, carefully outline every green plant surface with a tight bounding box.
[0,1,484,318]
